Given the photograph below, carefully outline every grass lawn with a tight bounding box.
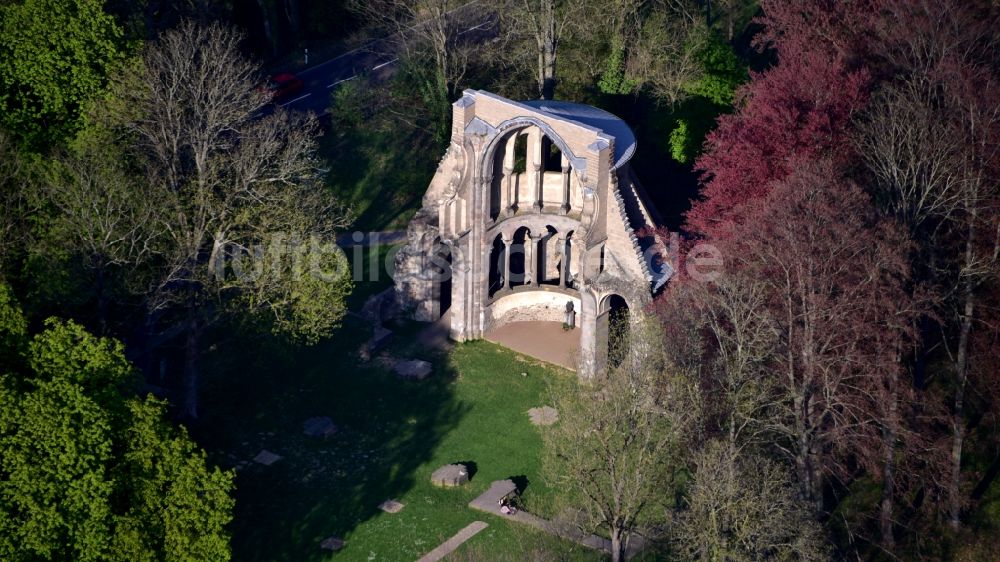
[319,114,438,233]
[195,314,605,561]
[342,244,397,312]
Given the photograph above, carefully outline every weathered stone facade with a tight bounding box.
[395,90,670,378]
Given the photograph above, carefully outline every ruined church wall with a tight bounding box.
[484,290,581,331]
[466,92,611,191]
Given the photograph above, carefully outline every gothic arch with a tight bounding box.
[478,116,585,183]
[478,120,587,219]
[598,293,631,370]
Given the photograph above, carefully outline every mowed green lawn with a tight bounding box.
[195,316,604,562]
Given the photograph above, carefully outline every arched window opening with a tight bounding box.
[606,295,630,369]
[489,143,505,220]
[510,227,530,287]
[512,133,527,174]
[488,234,505,298]
[543,136,563,172]
[430,238,452,318]
[540,225,559,286]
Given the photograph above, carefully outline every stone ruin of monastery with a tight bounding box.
[395,90,671,378]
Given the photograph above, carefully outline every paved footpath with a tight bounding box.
[415,521,489,562]
[469,480,647,560]
[483,320,579,370]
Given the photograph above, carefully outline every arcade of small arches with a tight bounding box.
[480,119,593,299]
[487,126,583,221]
[487,224,578,298]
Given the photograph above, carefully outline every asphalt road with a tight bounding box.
[274,45,396,114]
[275,16,494,115]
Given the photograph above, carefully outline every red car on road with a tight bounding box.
[266,73,304,103]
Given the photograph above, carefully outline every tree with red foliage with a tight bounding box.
[849,0,1000,531]
[683,0,890,240]
[683,1,999,548]
[751,0,884,63]
[939,79,1000,531]
[686,49,868,239]
[713,161,917,518]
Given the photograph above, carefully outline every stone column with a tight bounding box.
[504,136,516,216]
[578,292,598,380]
[565,238,574,288]
[449,238,468,341]
[501,232,512,291]
[526,233,539,286]
[530,129,543,212]
[558,236,568,288]
[560,154,571,215]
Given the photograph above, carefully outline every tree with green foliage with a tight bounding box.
[711,0,757,41]
[675,440,829,561]
[667,33,746,164]
[352,0,481,142]
[543,317,696,562]
[0,282,26,363]
[669,119,696,163]
[27,317,135,410]
[0,285,234,561]
[0,0,125,148]
[598,37,637,95]
[498,0,582,100]
[102,22,351,419]
[0,375,115,561]
[111,397,233,561]
[34,131,161,331]
[589,0,707,102]
[682,33,745,106]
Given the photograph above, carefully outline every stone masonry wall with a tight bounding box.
[485,291,582,331]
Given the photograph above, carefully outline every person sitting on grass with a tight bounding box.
[499,497,517,515]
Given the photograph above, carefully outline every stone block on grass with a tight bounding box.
[378,499,405,513]
[371,326,393,351]
[431,463,470,487]
[252,449,283,466]
[395,359,432,380]
[303,416,338,438]
[320,536,344,551]
[528,406,559,426]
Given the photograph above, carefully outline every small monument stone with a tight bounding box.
[528,406,559,426]
[395,359,433,380]
[303,416,338,438]
[320,537,344,551]
[564,301,576,328]
[431,463,471,487]
[252,449,283,466]
[378,499,405,513]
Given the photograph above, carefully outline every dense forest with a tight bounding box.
[0,0,998,560]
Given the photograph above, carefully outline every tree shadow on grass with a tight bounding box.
[195,315,468,561]
[321,118,438,233]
